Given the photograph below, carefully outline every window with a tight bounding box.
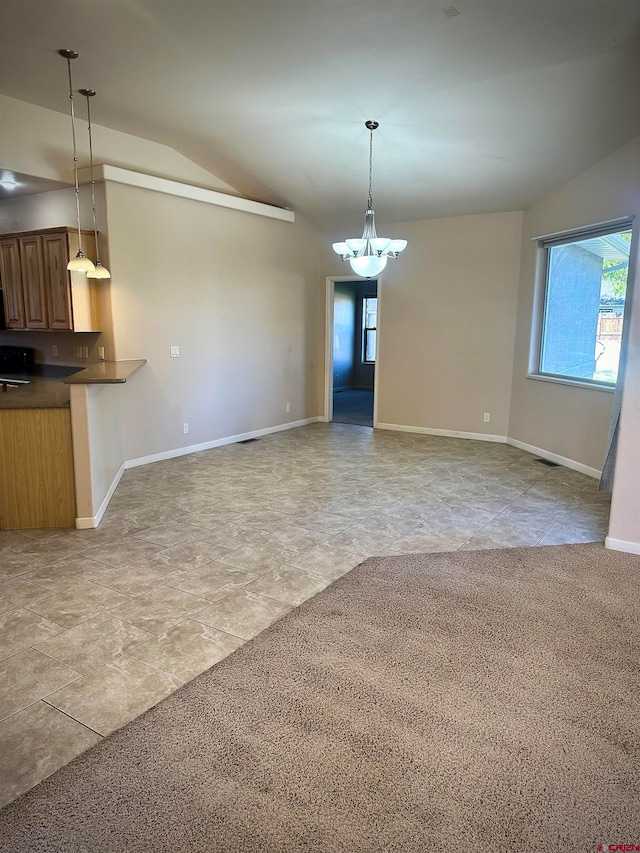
[536,223,632,387]
[362,296,377,363]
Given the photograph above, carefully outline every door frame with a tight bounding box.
[323,275,380,426]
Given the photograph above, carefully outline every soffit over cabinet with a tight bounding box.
[0,227,102,332]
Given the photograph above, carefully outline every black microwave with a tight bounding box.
[0,345,35,374]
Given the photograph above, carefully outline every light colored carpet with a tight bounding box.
[1,543,639,852]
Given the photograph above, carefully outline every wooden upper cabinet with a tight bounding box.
[0,237,26,328]
[19,235,48,329]
[0,227,101,332]
[43,233,72,330]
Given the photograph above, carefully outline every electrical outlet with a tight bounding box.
[82,346,89,359]
[98,346,105,360]
[285,402,291,413]
[52,345,58,357]
[183,423,189,434]
[171,346,180,358]
[483,412,490,423]
[76,346,83,358]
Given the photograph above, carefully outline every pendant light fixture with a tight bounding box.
[332,121,407,278]
[59,49,95,273]
[79,88,111,279]
[0,173,17,191]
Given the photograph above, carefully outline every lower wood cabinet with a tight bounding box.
[0,407,76,529]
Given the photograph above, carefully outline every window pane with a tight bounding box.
[540,229,630,384]
[365,329,376,362]
[364,297,377,330]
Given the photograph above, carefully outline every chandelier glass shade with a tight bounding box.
[332,121,407,278]
[59,49,95,274]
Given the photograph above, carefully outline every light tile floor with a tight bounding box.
[0,423,610,807]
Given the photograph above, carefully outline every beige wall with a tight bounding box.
[0,95,237,194]
[324,211,523,438]
[105,182,323,462]
[509,137,640,471]
[70,384,124,526]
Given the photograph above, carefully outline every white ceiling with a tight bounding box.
[0,1,639,233]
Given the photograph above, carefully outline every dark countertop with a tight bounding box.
[0,360,146,408]
[0,374,71,409]
[63,360,147,384]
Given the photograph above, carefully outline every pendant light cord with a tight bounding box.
[84,94,99,255]
[66,58,83,253]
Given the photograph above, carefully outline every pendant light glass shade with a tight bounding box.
[0,173,17,190]
[87,259,111,279]
[68,251,97,272]
[79,88,111,280]
[59,50,95,275]
[332,121,407,279]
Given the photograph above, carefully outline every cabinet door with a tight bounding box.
[42,233,72,330]
[19,236,48,329]
[0,238,26,328]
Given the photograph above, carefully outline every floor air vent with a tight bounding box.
[237,438,260,444]
[535,458,559,467]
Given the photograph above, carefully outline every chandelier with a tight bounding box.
[332,120,407,278]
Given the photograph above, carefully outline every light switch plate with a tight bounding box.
[170,346,180,358]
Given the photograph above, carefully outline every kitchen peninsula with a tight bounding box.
[0,359,146,530]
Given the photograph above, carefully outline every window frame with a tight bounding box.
[361,295,377,364]
[529,218,634,392]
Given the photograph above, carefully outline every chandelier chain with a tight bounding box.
[368,127,373,209]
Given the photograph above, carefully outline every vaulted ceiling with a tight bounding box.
[1,1,639,232]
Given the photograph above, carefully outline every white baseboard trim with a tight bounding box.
[124,417,322,470]
[605,536,640,555]
[506,437,601,479]
[75,462,126,530]
[375,422,508,443]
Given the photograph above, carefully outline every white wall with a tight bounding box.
[324,211,523,439]
[509,137,640,472]
[105,181,324,462]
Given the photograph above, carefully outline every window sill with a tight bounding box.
[526,373,615,393]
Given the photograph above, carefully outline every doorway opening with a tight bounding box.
[324,277,378,427]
